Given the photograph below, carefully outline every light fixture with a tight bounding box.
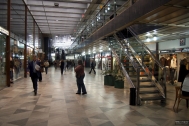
[109,48,111,50]
[146,32,150,36]
[55,36,58,37]
[146,37,150,42]
[153,35,157,41]
[125,49,127,51]
[100,49,103,52]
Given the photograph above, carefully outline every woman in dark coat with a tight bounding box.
[178,58,189,87]
[74,60,87,95]
[60,60,65,75]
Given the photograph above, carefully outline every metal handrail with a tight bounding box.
[112,50,135,88]
[71,0,132,49]
[113,33,166,98]
[113,34,138,72]
[128,27,164,70]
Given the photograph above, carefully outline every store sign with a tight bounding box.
[0,26,9,36]
[180,38,186,46]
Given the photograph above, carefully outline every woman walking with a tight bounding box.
[60,60,65,75]
[74,60,87,95]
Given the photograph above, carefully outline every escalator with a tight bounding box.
[107,26,166,104]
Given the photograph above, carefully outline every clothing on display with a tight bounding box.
[160,56,166,67]
[165,57,171,67]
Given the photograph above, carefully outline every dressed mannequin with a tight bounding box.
[165,57,171,81]
[170,55,177,85]
[160,55,166,67]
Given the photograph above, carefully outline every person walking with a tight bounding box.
[89,58,96,74]
[10,57,14,83]
[75,60,87,95]
[27,55,40,95]
[60,59,65,75]
[44,60,49,74]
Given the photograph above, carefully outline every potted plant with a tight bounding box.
[114,72,124,89]
[102,70,114,86]
[113,62,125,89]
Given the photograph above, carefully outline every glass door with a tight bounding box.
[0,33,7,89]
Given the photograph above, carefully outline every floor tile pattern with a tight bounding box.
[0,67,188,126]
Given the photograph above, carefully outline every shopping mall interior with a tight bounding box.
[0,0,189,125]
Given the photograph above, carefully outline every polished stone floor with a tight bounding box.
[0,67,188,126]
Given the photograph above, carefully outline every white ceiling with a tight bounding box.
[25,0,105,36]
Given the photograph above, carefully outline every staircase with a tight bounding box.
[108,27,166,104]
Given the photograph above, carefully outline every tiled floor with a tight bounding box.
[0,67,188,126]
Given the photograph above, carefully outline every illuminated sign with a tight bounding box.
[0,26,9,36]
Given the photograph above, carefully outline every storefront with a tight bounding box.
[10,38,25,81]
[159,48,189,84]
[0,26,9,88]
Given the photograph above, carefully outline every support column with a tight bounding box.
[6,0,11,87]
[100,53,102,70]
[33,20,35,54]
[24,5,27,78]
[111,51,113,71]
[156,42,159,59]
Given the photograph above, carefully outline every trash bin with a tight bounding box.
[129,88,136,105]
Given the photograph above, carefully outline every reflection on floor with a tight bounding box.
[0,67,188,126]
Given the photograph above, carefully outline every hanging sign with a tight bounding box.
[0,26,9,36]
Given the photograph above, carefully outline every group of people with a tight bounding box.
[27,56,98,96]
[54,60,75,71]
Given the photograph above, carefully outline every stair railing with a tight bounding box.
[113,32,166,99]
[128,26,166,98]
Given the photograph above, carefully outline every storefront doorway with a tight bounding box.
[0,33,7,89]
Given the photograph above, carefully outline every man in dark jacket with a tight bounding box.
[28,55,40,95]
[89,59,96,74]
[60,59,65,75]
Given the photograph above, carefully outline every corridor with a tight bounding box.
[0,67,188,126]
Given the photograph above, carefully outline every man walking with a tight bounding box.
[89,58,96,74]
[28,55,40,95]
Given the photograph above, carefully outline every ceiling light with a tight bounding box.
[153,36,157,41]
[146,37,150,42]
[55,36,58,37]
[146,32,150,36]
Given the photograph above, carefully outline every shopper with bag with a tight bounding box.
[44,60,49,74]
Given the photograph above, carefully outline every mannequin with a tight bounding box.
[165,57,171,67]
[160,55,166,67]
[170,55,177,85]
[165,56,171,81]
